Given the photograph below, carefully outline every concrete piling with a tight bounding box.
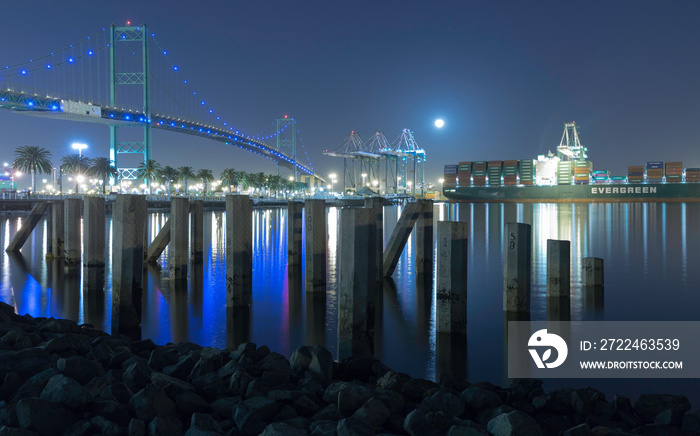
[546,239,571,298]
[337,207,377,360]
[582,257,604,287]
[5,202,49,253]
[146,219,170,262]
[287,201,303,272]
[190,200,204,260]
[304,199,326,293]
[46,206,53,257]
[112,194,147,339]
[226,195,253,307]
[415,200,434,275]
[170,197,190,280]
[383,201,422,278]
[51,201,65,258]
[64,198,82,265]
[436,221,469,336]
[364,197,384,288]
[83,196,105,268]
[503,222,531,312]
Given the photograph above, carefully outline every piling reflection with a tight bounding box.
[288,269,303,347]
[190,262,204,325]
[547,297,571,321]
[170,277,189,343]
[226,306,251,350]
[305,291,326,347]
[83,266,105,329]
[503,311,531,381]
[583,286,604,320]
[436,332,467,382]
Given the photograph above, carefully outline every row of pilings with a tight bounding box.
[5,195,605,381]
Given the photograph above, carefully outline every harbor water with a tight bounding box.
[1,202,699,406]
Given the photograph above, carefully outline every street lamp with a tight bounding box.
[71,143,88,157]
[439,178,444,199]
[361,173,367,187]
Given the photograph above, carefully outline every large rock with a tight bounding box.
[40,374,92,408]
[123,360,153,393]
[376,370,412,392]
[337,417,373,436]
[309,345,334,381]
[148,416,183,436]
[128,386,177,422]
[15,398,78,435]
[11,368,58,401]
[426,390,465,417]
[634,394,691,424]
[229,371,254,397]
[487,410,543,436]
[337,383,373,417]
[289,346,313,371]
[175,391,211,417]
[151,372,195,399]
[90,415,124,436]
[260,422,308,436]
[89,400,131,427]
[404,409,442,436]
[461,386,503,411]
[189,347,224,380]
[351,397,391,427]
[402,377,437,401]
[233,396,280,435]
[0,348,50,380]
[57,356,105,385]
[38,318,81,335]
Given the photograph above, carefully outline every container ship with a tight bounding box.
[443,122,700,203]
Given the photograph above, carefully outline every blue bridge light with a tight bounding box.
[68,57,74,63]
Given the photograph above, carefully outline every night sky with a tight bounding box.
[2,1,699,187]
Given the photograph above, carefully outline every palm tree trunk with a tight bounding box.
[31,170,36,193]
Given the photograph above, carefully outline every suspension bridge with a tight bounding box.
[0,23,321,183]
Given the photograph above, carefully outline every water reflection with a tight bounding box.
[2,202,700,404]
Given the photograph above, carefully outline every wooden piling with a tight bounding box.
[226,195,253,307]
[83,196,105,267]
[170,197,189,280]
[112,194,147,338]
[64,198,82,265]
[337,207,377,360]
[415,200,434,275]
[190,200,204,260]
[503,222,531,312]
[546,239,570,298]
[5,202,49,253]
[436,221,469,336]
[383,201,422,278]
[304,199,326,293]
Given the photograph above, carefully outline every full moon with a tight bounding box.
[434,119,445,128]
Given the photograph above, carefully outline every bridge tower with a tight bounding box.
[275,116,297,181]
[109,24,151,181]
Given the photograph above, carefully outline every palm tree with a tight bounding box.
[196,169,215,195]
[268,175,283,198]
[178,166,195,195]
[251,172,267,197]
[87,157,118,194]
[60,154,91,193]
[221,168,237,193]
[159,166,179,197]
[136,159,162,189]
[13,145,53,193]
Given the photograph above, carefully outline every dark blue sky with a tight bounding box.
[2,1,699,186]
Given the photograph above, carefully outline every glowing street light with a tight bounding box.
[71,142,88,157]
[439,178,445,200]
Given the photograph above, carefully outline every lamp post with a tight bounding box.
[439,178,444,200]
[71,142,88,157]
[329,173,337,193]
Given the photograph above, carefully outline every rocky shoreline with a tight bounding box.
[0,302,698,436]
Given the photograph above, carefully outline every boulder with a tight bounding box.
[376,370,412,393]
[487,410,543,436]
[336,417,373,436]
[260,422,308,436]
[128,386,177,422]
[404,409,442,436]
[57,356,105,385]
[351,397,391,427]
[634,394,691,424]
[233,396,280,436]
[461,386,503,411]
[148,416,183,436]
[40,374,91,408]
[15,398,78,435]
[426,390,465,417]
[337,383,373,417]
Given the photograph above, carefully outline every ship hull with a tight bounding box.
[443,183,700,203]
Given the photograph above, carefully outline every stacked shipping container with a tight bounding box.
[487,161,503,186]
[665,162,683,183]
[686,168,700,182]
[645,162,663,182]
[519,160,535,185]
[628,166,644,183]
[557,161,572,185]
[472,161,487,186]
[457,162,472,186]
[503,160,519,185]
[573,161,592,184]
[592,170,609,184]
[443,165,457,188]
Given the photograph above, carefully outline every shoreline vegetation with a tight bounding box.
[0,302,697,435]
